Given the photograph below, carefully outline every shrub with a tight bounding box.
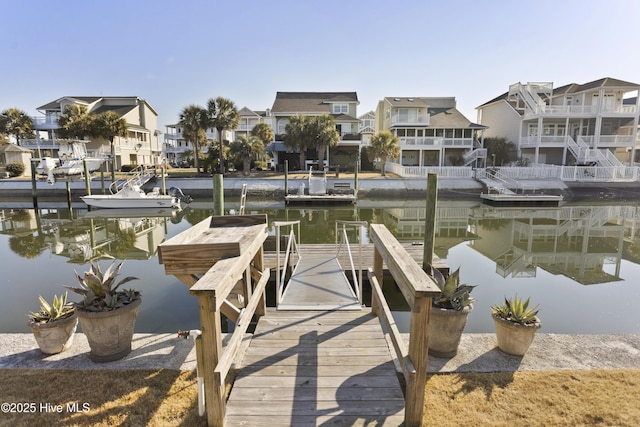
[6,162,25,177]
[120,164,136,172]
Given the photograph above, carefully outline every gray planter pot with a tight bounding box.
[492,313,541,356]
[428,304,473,358]
[77,297,141,363]
[29,314,78,355]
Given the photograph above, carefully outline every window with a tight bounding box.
[333,104,348,114]
[398,108,418,122]
[277,119,289,135]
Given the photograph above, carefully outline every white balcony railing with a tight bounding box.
[390,114,429,126]
[399,137,473,148]
[32,116,59,129]
[527,103,637,116]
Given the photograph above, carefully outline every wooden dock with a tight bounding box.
[264,242,448,274]
[225,309,405,426]
[159,215,442,426]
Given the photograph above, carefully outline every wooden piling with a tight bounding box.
[30,159,38,209]
[422,173,438,274]
[213,174,224,215]
[284,160,289,195]
[83,159,91,196]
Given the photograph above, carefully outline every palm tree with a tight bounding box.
[284,114,312,170]
[311,114,340,170]
[0,108,34,145]
[58,105,95,140]
[230,135,264,175]
[250,122,274,147]
[178,105,208,173]
[207,97,240,174]
[484,137,515,166]
[251,121,275,169]
[92,111,128,167]
[369,131,400,176]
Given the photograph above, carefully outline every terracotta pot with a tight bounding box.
[492,313,541,356]
[29,314,78,355]
[428,304,473,358]
[76,297,141,363]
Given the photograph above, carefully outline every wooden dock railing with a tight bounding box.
[158,215,269,427]
[369,223,441,426]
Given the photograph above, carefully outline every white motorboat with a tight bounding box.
[36,140,105,184]
[82,185,181,209]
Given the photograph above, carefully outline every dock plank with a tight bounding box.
[225,310,405,426]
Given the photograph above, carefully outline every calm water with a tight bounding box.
[2,198,639,335]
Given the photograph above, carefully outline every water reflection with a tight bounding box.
[1,200,639,334]
[1,209,177,263]
[382,203,640,286]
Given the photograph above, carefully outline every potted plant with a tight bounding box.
[428,268,476,358]
[66,260,141,362]
[491,295,541,356]
[28,292,77,355]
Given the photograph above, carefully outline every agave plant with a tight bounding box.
[432,268,476,310]
[65,261,140,312]
[29,292,75,324]
[491,295,540,325]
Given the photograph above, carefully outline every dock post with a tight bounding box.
[213,174,224,215]
[30,159,38,209]
[65,180,72,213]
[83,159,91,196]
[100,163,105,194]
[161,162,166,195]
[354,159,358,193]
[284,160,289,195]
[110,157,116,184]
[422,173,438,274]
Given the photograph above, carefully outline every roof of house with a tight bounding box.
[478,77,640,109]
[91,105,138,116]
[428,108,485,129]
[384,97,430,108]
[570,77,640,93]
[0,143,32,153]
[271,92,359,113]
[37,96,101,111]
[239,107,261,117]
[333,113,360,122]
[37,96,158,117]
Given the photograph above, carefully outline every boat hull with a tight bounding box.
[81,195,179,209]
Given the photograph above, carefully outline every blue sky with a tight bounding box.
[1,0,638,127]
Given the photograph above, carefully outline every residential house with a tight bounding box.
[163,123,234,166]
[26,96,161,169]
[375,97,487,168]
[476,78,640,166]
[267,92,362,171]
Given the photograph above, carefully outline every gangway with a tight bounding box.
[274,220,365,311]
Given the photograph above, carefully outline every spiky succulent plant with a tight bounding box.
[491,295,540,325]
[28,292,75,323]
[432,268,476,310]
[65,261,140,312]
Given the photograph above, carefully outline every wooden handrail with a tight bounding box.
[369,223,440,427]
[214,267,269,386]
[367,268,415,383]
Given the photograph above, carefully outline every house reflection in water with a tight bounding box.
[381,202,640,286]
[0,208,173,263]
